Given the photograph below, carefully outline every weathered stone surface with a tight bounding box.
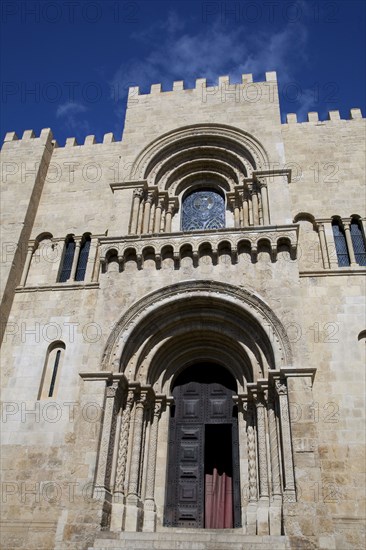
[0,73,365,550]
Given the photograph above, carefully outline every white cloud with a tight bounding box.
[55,101,90,133]
[111,10,308,97]
[56,101,87,118]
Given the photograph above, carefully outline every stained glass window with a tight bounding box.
[182,189,225,231]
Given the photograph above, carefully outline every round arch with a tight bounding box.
[129,124,270,189]
[102,281,293,393]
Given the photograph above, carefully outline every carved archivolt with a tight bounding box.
[101,280,293,385]
[125,124,272,237]
[129,124,270,183]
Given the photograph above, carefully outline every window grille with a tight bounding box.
[350,219,366,266]
[75,236,91,281]
[182,189,225,231]
[59,238,75,282]
[332,221,350,267]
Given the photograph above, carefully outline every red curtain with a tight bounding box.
[205,468,233,528]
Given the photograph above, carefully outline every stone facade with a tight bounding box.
[0,72,365,550]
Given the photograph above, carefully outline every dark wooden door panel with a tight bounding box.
[164,366,241,528]
[174,422,204,527]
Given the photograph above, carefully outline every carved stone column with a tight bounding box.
[243,190,249,227]
[248,185,254,226]
[154,198,163,233]
[125,390,148,531]
[267,392,282,535]
[94,380,120,530]
[110,388,135,531]
[148,201,156,233]
[19,244,34,287]
[259,180,270,225]
[69,238,81,281]
[234,198,241,229]
[275,380,296,502]
[252,188,259,226]
[254,391,269,535]
[317,222,330,269]
[143,398,163,532]
[323,221,338,268]
[130,189,143,234]
[85,237,98,282]
[343,221,357,266]
[267,395,282,498]
[246,399,258,534]
[164,201,177,233]
[142,192,154,234]
[256,395,269,500]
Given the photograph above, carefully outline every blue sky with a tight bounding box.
[1,0,365,144]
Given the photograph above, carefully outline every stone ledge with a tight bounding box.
[90,531,289,550]
[299,269,366,277]
[15,282,100,293]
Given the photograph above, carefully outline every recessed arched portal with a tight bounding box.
[164,363,241,529]
[95,282,296,535]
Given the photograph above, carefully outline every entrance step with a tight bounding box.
[89,530,289,550]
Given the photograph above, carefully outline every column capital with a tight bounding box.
[167,197,179,213]
[146,191,155,204]
[133,188,144,199]
[268,367,316,386]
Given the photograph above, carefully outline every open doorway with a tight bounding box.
[164,363,241,528]
[205,424,233,528]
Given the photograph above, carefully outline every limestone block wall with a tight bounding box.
[298,275,365,549]
[0,129,54,343]
[123,73,283,166]
[0,70,365,549]
[282,110,366,219]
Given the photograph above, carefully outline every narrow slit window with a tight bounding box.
[48,350,61,397]
[38,342,65,400]
[350,219,366,266]
[59,238,75,282]
[75,236,91,281]
[332,221,350,267]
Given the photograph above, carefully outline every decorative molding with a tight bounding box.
[99,225,298,266]
[101,280,294,374]
[110,181,147,192]
[299,269,366,277]
[114,388,135,495]
[128,124,270,183]
[15,282,100,293]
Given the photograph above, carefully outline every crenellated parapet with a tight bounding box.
[2,127,55,149]
[1,128,120,151]
[283,108,364,125]
[64,132,118,147]
[127,71,277,103]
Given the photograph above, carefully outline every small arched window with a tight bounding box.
[58,236,75,282]
[332,220,350,267]
[350,218,366,266]
[75,234,91,281]
[182,188,225,231]
[38,342,65,399]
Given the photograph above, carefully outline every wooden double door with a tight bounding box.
[164,364,241,528]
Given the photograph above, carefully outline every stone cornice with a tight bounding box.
[299,269,366,277]
[15,282,100,293]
